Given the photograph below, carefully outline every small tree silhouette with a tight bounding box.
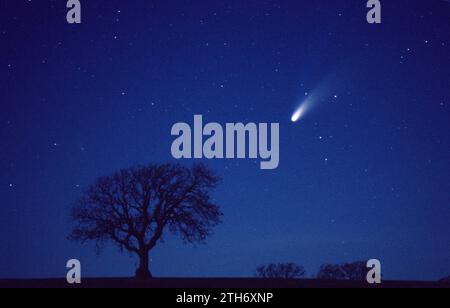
[69,163,222,279]
[317,261,367,281]
[255,263,306,279]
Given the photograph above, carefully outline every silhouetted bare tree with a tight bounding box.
[69,163,222,279]
[255,263,306,279]
[317,261,367,281]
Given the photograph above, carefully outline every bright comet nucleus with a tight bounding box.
[291,104,306,122]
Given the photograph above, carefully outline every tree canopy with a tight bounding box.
[69,163,222,279]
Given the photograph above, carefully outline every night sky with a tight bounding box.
[1,0,449,281]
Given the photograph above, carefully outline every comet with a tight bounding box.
[291,105,305,122]
[291,100,313,123]
[291,71,342,123]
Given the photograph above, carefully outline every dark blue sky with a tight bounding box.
[0,0,449,280]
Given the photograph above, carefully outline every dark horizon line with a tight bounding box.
[1,277,449,289]
[0,276,446,283]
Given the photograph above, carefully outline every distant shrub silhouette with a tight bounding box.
[439,275,450,283]
[317,261,368,281]
[69,163,222,280]
[255,263,306,279]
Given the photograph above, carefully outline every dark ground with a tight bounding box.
[0,278,449,288]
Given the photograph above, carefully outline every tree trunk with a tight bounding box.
[135,250,152,280]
